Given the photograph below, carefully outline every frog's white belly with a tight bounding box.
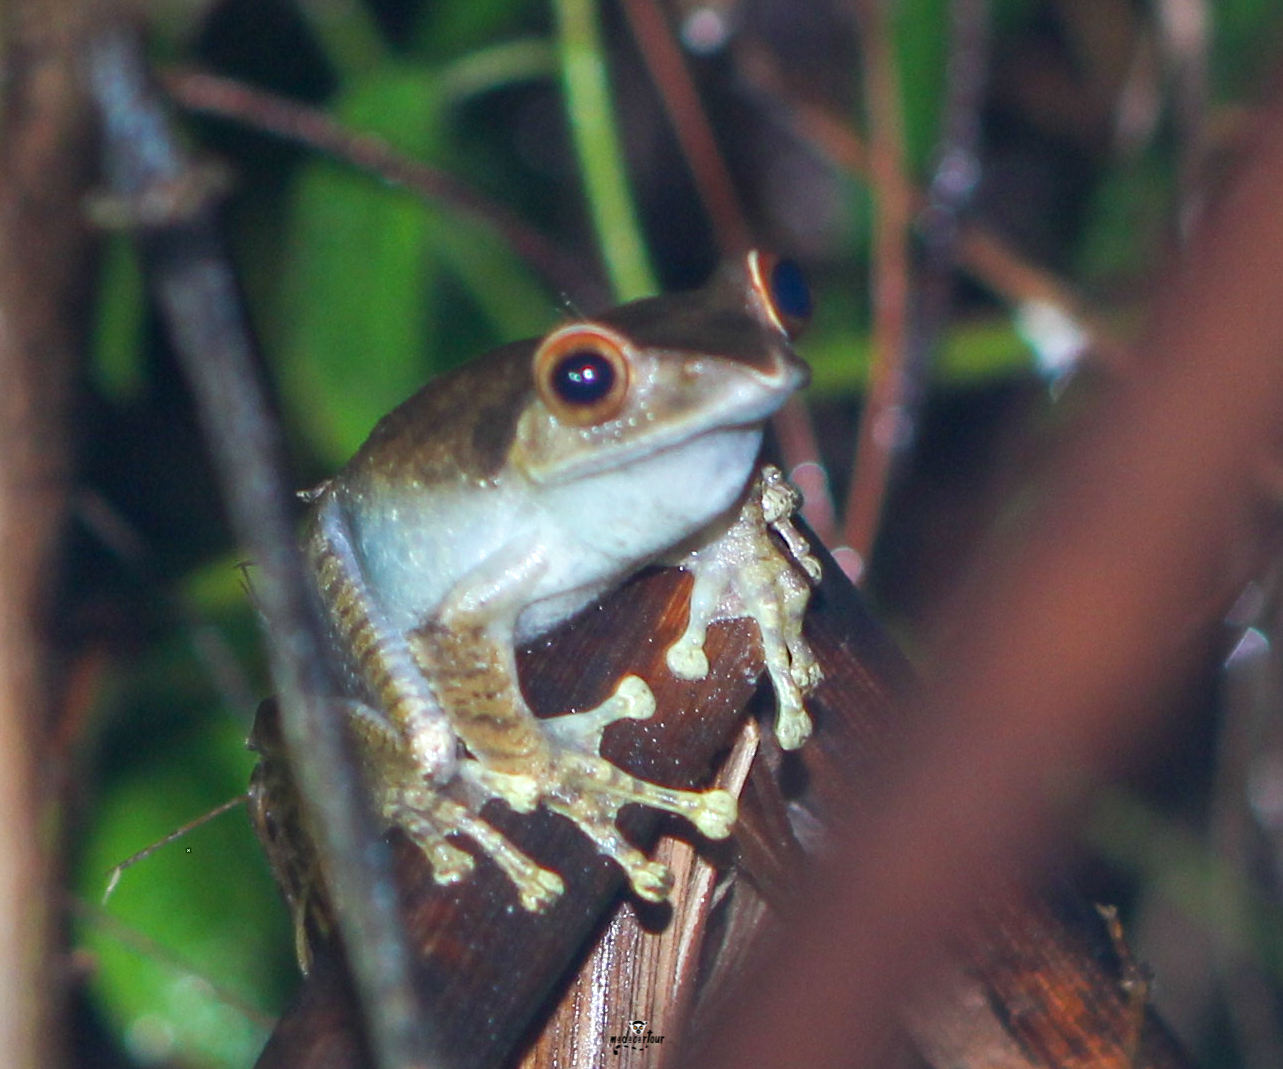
[350,425,763,642]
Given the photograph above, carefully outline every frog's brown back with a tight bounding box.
[345,338,537,488]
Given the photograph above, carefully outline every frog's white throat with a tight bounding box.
[346,425,768,646]
[511,423,764,641]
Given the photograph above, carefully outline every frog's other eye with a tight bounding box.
[747,249,811,340]
[533,326,632,426]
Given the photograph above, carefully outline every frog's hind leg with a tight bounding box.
[347,701,564,911]
[415,606,737,904]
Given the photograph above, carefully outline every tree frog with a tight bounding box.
[300,249,822,914]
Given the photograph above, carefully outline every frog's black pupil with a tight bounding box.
[770,258,812,325]
[553,350,616,405]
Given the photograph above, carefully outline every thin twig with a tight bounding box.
[773,398,842,554]
[617,0,752,255]
[910,0,991,419]
[161,68,605,309]
[1154,0,1211,235]
[0,2,99,1065]
[1210,607,1283,1069]
[843,0,915,579]
[103,795,248,903]
[613,0,836,542]
[739,43,1125,367]
[86,29,432,1069]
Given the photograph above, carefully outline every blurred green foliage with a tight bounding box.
[74,558,287,1067]
[72,1,1283,1066]
[77,714,289,1069]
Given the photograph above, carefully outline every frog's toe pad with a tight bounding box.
[775,707,813,750]
[792,657,824,692]
[385,783,563,911]
[629,858,674,902]
[665,638,710,680]
[689,789,737,839]
[612,673,657,714]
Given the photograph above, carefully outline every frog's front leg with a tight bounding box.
[308,497,552,901]
[412,562,738,905]
[308,493,459,781]
[666,464,822,750]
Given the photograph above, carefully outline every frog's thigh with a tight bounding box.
[411,547,555,772]
[412,615,550,777]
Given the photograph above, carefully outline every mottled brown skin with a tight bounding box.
[412,619,546,771]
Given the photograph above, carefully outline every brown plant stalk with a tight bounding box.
[681,86,1283,1069]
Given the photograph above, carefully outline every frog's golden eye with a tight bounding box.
[747,250,812,340]
[533,325,632,426]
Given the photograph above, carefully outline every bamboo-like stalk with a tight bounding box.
[842,0,914,576]
[0,3,101,1066]
[550,0,656,301]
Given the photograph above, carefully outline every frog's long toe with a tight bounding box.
[494,674,739,900]
[533,744,737,899]
[541,794,675,901]
[383,772,564,911]
[541,673,656,753]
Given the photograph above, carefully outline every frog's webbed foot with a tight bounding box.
[349,678,735,910]
[466,675,737,903]
[666,464,822,750]
[346,700,566,911]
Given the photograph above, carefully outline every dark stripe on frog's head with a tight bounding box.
[593,282,791,377]
[352,339,537,486]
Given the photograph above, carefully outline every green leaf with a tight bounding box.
[90,234,147,402]
[271,60,562,465]
[552,0,655,300]
[1212,0,1283,99]
[435,38,557,107]
[805,309,1031,396]
[427,210,559,344]
[273,68,447,464]
[410,0,546,60]
[76,717,292,1069]
[893,0,950,177]
[1074,154,1172,289]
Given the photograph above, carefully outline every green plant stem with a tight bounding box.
[551,0,656,301]
[437,38,556,106]
[296,0,386,78]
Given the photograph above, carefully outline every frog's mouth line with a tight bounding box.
[533,398,788,485]
[518,347,807,486]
